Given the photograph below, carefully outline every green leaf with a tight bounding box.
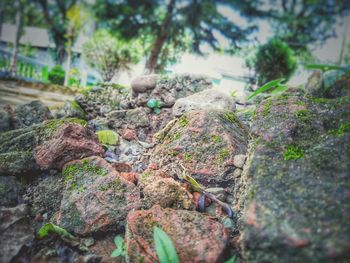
[96,130,119,145]
[182,174,203,192]
[153,226,179,263]
[304,64,344,72]
[111,235,126,257]
[37,223,75,240]
[224,256,237,263]
[248,78,285,100]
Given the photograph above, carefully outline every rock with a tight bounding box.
[111,162,132,173]
[35,120,104,170]
[13,100,52,129]
[306,70,350,98]
[149,110,249,188]
[75,84,130,119]
[130,74,212,107]
[24,175,64,219]
[131,74,157,93]
[173,89,235,117]
[107,108,150,129]
[88,117,110,131]
[56,156,141,235]
[233,154,246,168]
[0,204,33,263]
[119,172,138,184]
[0,125,38,176]
[141,175,194,210]
[0,176,23,207]
[238,95,350,262]
[125,205,229,263]
[55,100,86,119]
[122,128,137,141]
[0,110,11,132]
[116,138,145,169]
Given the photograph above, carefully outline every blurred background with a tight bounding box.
[0,0,349,99]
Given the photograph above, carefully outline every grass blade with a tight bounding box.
[248,78,285,100]
[153,226,179,263]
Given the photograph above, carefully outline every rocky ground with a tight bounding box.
[0,72,349,263]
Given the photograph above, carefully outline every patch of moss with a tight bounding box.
[223,112,239,124]
[184,153,193,163]
[328,123,350,137]
[166,131,181,143]
[263,99,273,117]
[217,148,230,163]
[211,134,222,143]
[294,109,310,122]
[96,130,119,145]
[179,115,189,127]
[283,145,304,160]
[141,171,151,182]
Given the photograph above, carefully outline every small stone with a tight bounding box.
[233,154,246,168]
[233,168,242,178]
[112,162,132,173]
[148,163,158,170]
[120,172,138,184]
[122,128,137,141]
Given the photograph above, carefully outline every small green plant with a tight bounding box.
[304,64,346,73]
[328,123,350,136]
[96,130,118,146]
[147,99,162,114]
[230,90,237,97]
[111,235,126,258]
[283,145,304,160]
[224,256,237,263]
[294,109,310,122]
[178,115,189,127]
[153,226,179,263]
[248,78,287,100]
[48,65,65,85]
[37,223,75,240]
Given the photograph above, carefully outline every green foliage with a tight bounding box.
[111,235,126,258]
[153,226,180,263]
[248,78,287,100]
[48,65,65,85]
[328,123,350,137]
[96,130,119,146]
[263,99,273,117]
[224,256,237,263]
[178,116,189,127]
[255,38,297,85]
[305,64,345,72]
[19,43,38,58]
[37,223,75,240]
[283,145,304,160]
[182,174,203,192]
[147,99,162,114]
[82,29,142,82]
[294,109,310,122]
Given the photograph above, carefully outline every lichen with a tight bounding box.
[217,148,230,163]
[184,153,193,163]
[283,145,304,160]
[211,135,222,143]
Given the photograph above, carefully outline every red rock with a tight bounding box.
[121,128,137,141]
[120,172,138,184]
[148,163,158,170]
[112,162,132,173]
[35,123,104,170]
[126,205,228,263]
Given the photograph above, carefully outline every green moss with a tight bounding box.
[141,171,151,182]
[217,148,230,162]
[263,99,273,117]
[98,177,123,191]
[283,145,304,160]
[166,131,181,143]
[96,130,119,145]
[223,112,239,124]
[328,123,350,137]
[211,135,222,143]
[179,115,189,127]
[184,153,193,163]
[294,109,310,122]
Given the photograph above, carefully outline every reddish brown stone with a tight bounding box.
[35,123,103,170]
[126,205,228,263]
[120,172,138,184]
[121,128,137,141]
[148,163,158,170]
[112,162,132,173]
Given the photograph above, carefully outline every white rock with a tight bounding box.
[172,89,235,117]
[233,154,246,168]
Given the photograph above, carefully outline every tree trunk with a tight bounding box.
[145,0,176,74]
[10,8,23,74]
[64,33,73,86]
[338,15,350,66]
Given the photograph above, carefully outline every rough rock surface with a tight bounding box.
[13,100,53,129]
[173,89,235,117]
[75,85,130,119]
[126,205,229,263]
[141,175,194,210]
[238,94,350,262]
[56,156,141,235]
[55,100,86,119]
[0,124,38,176]
[35,120,104,170]
[130,74,212,107]
[0,205,33,263]
[0,110,11,132]
[0,176,23,207]
[149,110,249,188]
